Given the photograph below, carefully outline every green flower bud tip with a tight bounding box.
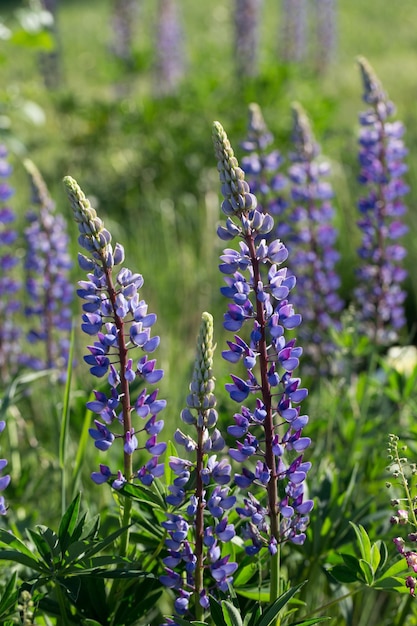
[357,56,387,104]
[291,102,316,160]
[248,102,267,137]
[63,176,112,255]
[23,159,52,210]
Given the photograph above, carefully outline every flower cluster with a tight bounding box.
[240,103,288,237]
[154,0,185,96]
[0,145,21,384]
[387,434,417,596]
[22,161,73,380]
[353,57,408,345]
[161,312,237,621]
[234,0,262,78]
[63,176,166,490]
[213,121,313,557]
[286,103,343,369]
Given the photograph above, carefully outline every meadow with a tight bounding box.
[1,1,417,625]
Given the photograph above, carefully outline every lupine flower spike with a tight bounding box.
[287,103,343,371]
[240,103,288,237]
[161,312,237,622]
[213,121,313,601]
[0,145,21,384]
[354,57,408,345]
[387,434,417,596]
[23,161,73,381]
[63,176,166,553]
[234,0,263,78]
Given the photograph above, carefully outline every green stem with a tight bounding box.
[55,582,71,626]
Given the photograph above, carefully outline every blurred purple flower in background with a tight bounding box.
[0,145,21,384]
[213,121,313,559]
[22,160,73,381]
[234,0,263,78]
[154,0,185,96]
[286,103,343,370]
[240,103,289,239]
[353,57,409,345]
[314,0,337,72]
[110,0,139,65]
[280,0,308,63]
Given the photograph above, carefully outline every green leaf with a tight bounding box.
[59,325,75,473]
[287,618,330,626]
[222,600,244,626]
[350,522,372,563]
[370,542,381,572]
[58,493,82,553]
[329,565,359,584]
[235,587,270,602]
[168,619,207,626]
[164,440,178,488]
[0,572,18,618]
[359,559,374,585]
[0,549,44,572]
[209,596,227,626]
[373,576,406,590]
[254,583,306,626]
[376,557,409,580]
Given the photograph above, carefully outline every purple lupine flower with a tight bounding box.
[234,0,263,78]
[285,103,343,370]
[154,0,185,96]
[0,145,21,383]
[314,0,337,73]
[213,121,313,557]
[160,312,237,621]
[353,58,408,345]
[63,176,166,496]
[280,0,308,63]
[110,0,139,64]
[22,161,73,381]
[240,103,289,238]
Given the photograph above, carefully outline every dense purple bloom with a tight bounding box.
[160,313,237,620]
[353,58,408,344]
[154,0,185,96]
[0,145,21,383]
[213,121,313,555]
[280,0,308,63]
[286,103,343,369]
[22,160,73,381]
[234,0,263,78]
[240,103,289,236]
[64,176,166,490]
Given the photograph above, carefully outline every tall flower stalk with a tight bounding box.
[23,161,73,381]
[286,103,343,370]
[213,121,313,603]
[64,176,166,554]
[314,0,337,72]
[0,145,20,384]
[161,312,236,622]
[353,57,408,345]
